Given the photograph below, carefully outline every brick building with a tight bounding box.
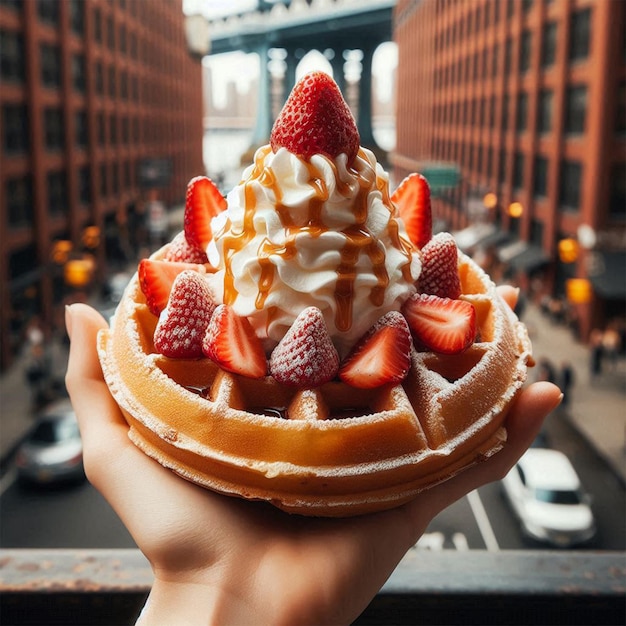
[393,0,625,341]
[0,0,204,370]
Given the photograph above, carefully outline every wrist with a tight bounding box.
[136,576,257,626]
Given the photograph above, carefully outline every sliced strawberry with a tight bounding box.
[269,307,340,388]
[153,271,216,359]
[391,173,432,249]
[339,312,412,389]
[138,259,206,316]
[418,232,461,299]
[270,71,360,165]
[203,305,267,378]
[184,176,226,251]
[402,293,476,355]
[165,231,209,264]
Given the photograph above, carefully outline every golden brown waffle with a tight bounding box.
[98,249,531,517]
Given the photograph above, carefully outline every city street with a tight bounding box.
[1,407,623,551]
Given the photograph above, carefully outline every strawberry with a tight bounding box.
[184,176,226,251]
[402,293,476,355]
[203,305,267,378]
[391,173,432,249]
[165,231,209,264]
[339,312,412,389]
[270,71,360,165]
[269,307,340,388]
[417,232,461,299]
[139,259,206,316]
[153,271,216,359]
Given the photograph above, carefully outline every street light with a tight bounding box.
[483,192,498,210]
[558,238,580,264]
[508,202,524,218]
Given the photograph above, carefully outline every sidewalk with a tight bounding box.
[521,303,626,485]
[2,300,625,484]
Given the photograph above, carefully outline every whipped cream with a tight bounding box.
[207,146,421,354]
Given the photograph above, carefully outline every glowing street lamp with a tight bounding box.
[483,192,498,210]
[508,202,524,218]
[558,238,580,264]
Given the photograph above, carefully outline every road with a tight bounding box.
[1,408,624,551]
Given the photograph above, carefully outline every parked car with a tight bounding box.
[501,448,596,547]
[16,399,84,485]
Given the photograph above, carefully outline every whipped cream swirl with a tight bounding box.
[207,146,421,355]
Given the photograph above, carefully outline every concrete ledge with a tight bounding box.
[1,549,624,625]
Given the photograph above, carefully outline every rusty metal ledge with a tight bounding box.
[0,549,625,625]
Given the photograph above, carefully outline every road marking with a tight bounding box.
[0,467,17,497]
[452,532,469,551]
[467,489,500,552]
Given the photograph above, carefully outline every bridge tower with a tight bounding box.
[205,0,394,162]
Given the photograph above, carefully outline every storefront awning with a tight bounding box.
[498,240,550,272]
[589,252,626,299]
[453,223,496,252]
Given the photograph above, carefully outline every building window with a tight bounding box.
[78,166,91,205]
[513,153,525,189]
[69,0,85,35]
[617,81,626,136]
[38,0,59,26]
[530,219,544,248]
[498,148,507,185]
[504,37,512,75]
[100,164,108,196]
[75,110,88,147]
[516,92,528,132]
[533,156,548,197]
[0,30,25,83]
[537,89,553,134]
[95,62,104,94]
[565,86,587,135]
[2,104,29,154]
[541,22,557,67]
[559,161,582,210]
[41,44,61,88]
[94,7,102,43]
[47,170,68,216]
[108,65,116,98]
[520,31,532,73]
[109,114,117,145]
[44,107,64,150]
[569,8,591,61]
[502,94,509,133]
[72,54,86,92]
[609,163,626,220]
[97,112,105,145]
[107,15,115,50]
[7,176,33,228]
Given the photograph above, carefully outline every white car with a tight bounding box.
[501,448,596,547]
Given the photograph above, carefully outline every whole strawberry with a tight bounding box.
[270,307,340,388]
[154,270,216,359]
[270,72,360,165]
[165,231,209,264]
[418,232,462,299]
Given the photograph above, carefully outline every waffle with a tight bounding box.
[97,246,531,517]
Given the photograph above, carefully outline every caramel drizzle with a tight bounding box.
[219,147,415,333]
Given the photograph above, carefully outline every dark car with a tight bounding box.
[16,399,84,485]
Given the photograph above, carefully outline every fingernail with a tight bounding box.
[65,305,74,340]
[551,392,564,412]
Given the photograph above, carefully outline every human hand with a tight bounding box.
[65,292,561,626]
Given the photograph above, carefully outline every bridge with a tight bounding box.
[196,0,395,153]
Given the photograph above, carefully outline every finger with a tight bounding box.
[65,303,133,457]
[403,381,562,530]
[496,285,519,310]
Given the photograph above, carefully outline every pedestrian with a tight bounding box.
[602,323,621,371]
[559,361,575,405]
[536,357,557,384]
[589,328,604,377]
